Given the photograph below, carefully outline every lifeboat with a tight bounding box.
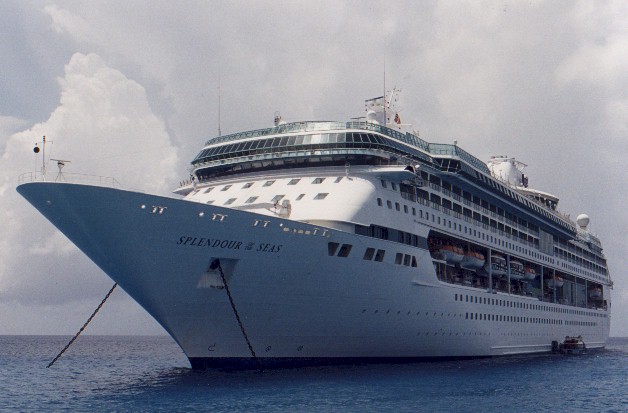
[546,276,564,289]
[524,266,537,280]
[460,251,485,270]
[439,245,464,264]
[484,254,507,277]
[509,260,525,280]
[589,287,602,300]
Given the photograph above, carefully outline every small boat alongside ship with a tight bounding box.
[553,336,587,355]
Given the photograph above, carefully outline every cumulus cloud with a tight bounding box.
[0,53,178,315]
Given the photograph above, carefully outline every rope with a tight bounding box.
[47,283,118,368]
[212,259,261,370]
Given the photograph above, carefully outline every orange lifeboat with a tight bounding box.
[439,245,464,264]
[461,250,485,270]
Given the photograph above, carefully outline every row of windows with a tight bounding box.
[192,133,430,167]
[327,242,352,258]
[209,192,329,206]
[329,243,419,268]
[463,312,597,326]
[454,293,607,318]
[354,223,422,248]
[202,176,343,194]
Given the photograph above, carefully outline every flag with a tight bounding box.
[394,113,401,124]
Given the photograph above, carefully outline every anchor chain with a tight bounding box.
[47,283,118,368]
[211,259,261,370]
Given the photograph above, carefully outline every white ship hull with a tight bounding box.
[17,182,610,369]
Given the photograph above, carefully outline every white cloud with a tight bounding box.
[0,52,178,314]
[44,4,100,44]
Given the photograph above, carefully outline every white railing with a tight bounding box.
[17,172,122,189]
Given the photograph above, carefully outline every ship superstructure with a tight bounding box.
[17,94,611,369]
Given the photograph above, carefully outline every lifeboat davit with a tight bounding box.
[589,287,602,300]
[461,251,485,269]
[546,276,564,288]
[485,254,507,277]
[440,245,464,264]
[509,260,525,280]
[524,266,537,280]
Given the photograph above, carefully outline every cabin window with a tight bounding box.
[374,249,385,262]
[221,185,232,191]
[242,182,254,189]
[381,180,387,188]
[337,244,352,257]
[403,254,411,266]
[394,253,403,265]
[314,193,328,200]
[312,178,325,184]
[387,200,392,209]
[224,198,236,205]
[288,179,301,185]
[296,194,305,201]
[271,195,285,203]
[328,242,339,256]
[263,180,275,187]
[245,196,258,204]
[334,177,343,183]
[377,198,383,207]
[363,248,375,260]
[204,187,214,193]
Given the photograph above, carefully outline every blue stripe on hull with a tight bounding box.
[188,355,491,370]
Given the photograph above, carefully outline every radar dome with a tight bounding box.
[576,214,590,229]
[366,110,379,124]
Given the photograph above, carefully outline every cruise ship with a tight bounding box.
[17,94,612,369]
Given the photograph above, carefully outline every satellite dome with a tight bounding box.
[576,214,590,229]
[366,110,379,124]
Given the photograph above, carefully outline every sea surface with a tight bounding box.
[1,335,626,412]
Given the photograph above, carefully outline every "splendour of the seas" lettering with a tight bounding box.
[176,236,282,253]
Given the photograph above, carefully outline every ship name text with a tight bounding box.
[176,236,282,253]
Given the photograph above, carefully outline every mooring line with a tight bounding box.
[211,259,261,371]
[47,283,118,368]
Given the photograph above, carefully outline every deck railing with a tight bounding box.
[17,172,123,189]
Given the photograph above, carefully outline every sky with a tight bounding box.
[0,0,626,337]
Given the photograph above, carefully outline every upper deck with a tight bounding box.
[188,121,577,236]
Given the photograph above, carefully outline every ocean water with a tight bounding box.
[1,336,626,412]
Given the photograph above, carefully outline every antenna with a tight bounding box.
[383,55,387,126]
[218,75,222,137]
[32,136,51,181]
[51,159,71,181]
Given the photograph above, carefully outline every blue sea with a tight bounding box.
[1,335,626,412]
